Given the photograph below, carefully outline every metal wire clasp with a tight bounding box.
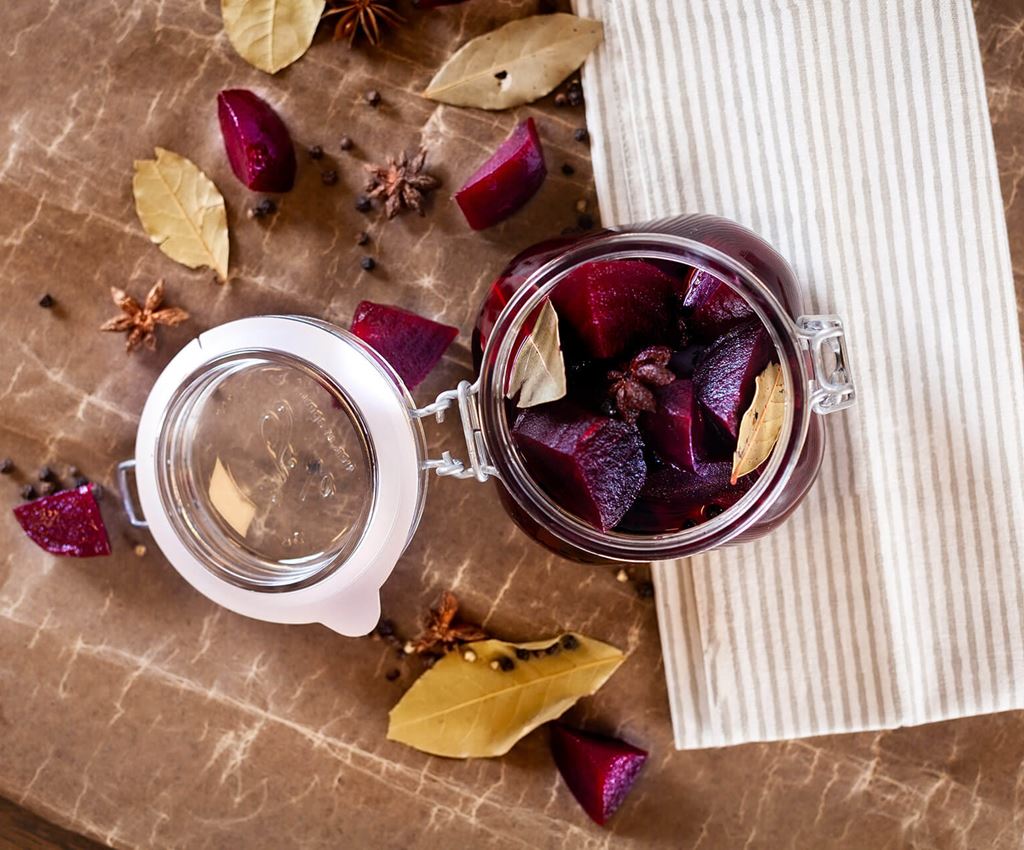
[796,315,856,414]
[413,380,497,482]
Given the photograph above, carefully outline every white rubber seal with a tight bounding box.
[133,316,426,636]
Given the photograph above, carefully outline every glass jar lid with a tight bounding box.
[158,350,376,589]
[131,316,428,635]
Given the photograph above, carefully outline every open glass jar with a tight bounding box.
[120,214,854,635]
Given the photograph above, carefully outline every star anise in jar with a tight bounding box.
[606,345,676,424]
[405,591,488,655]
[323,0,405,47]
[100,279,189,353]
[364,148,440,219]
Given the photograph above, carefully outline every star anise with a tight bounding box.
[607,345,676,424]
[406,590,487,655]
[323,0,405,47]
[100,280,189,353]
[364,148,440,219]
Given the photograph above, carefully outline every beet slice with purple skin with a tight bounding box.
[639,379,704,473]
[682,268,755,338]
[350,300,458,389]
[550,260,678,360]
[550,723,648,826]
[455,118,547,230]
[693,320,774,441]
[512,401,645,532]
[13,484,111,557]
[617,462,758,534]
[217,89,297,193]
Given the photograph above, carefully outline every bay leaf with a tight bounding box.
[221,0,325,75]
[132,148,230,282]
[423,13,604,110]
[387,633,624,758]
[731,362,786,484]
[506,300,567,408]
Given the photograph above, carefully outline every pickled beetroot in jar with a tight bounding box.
[472,214,854,563]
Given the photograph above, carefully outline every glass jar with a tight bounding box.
[120,215,853,634]
[474,214,853,562]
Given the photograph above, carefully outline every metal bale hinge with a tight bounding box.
[413,380,497,483]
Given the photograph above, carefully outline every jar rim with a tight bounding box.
[476,231,816,561]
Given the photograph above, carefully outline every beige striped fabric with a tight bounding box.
[574,0,1024,748]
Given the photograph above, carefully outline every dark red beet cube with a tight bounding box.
[682,268,754,338]
[512,401,645,531]
[217,89,297,193]
[13,484,111,557]
[455,118,547,230]
[550,260,678,359]
[350,301,458,389]
[639,379,704,472]
[693,320,773,440]
[617,462,757,534]
[550,724,648,826]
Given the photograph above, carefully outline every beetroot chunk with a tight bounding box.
[693,320,773,440]
[455,118,547,230]
[512,401,645,531]
[551,260,678,360]
[217,89,297,192]
[617,462,757,534]
[13,484,111,557]
[550,724,648,826]
[350,301,458,389]
[682,268,755,338]
[639,379,704,472]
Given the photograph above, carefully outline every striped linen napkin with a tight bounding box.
[574,0,1024,748]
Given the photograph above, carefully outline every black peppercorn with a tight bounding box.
[545,643,561,656]
[339,135,354,152]
[0,458,13,474]
[38,466,54,482]
[38,294,55,309]
[21,484,37,501]
[515,648,530,661]
[365,90,381,107]
[308,145,324,160]
[561,163,575,176]
[705,504,724,519]
[355,194,372,213]
[636,581,655,599]
[567,81,584,107]
[577,213,595,231]
[73,476,89,488]
[360,256,376,271]
[376,619,395,638]
[355,230,370,246]
[385,668,401,681]
[494,70,508,80]
[497,655,515,672]
[321,170,338,186]
[574,128,590,143]
[306,459,321,474]
[560,634,579,650]
[249,198,277,220]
